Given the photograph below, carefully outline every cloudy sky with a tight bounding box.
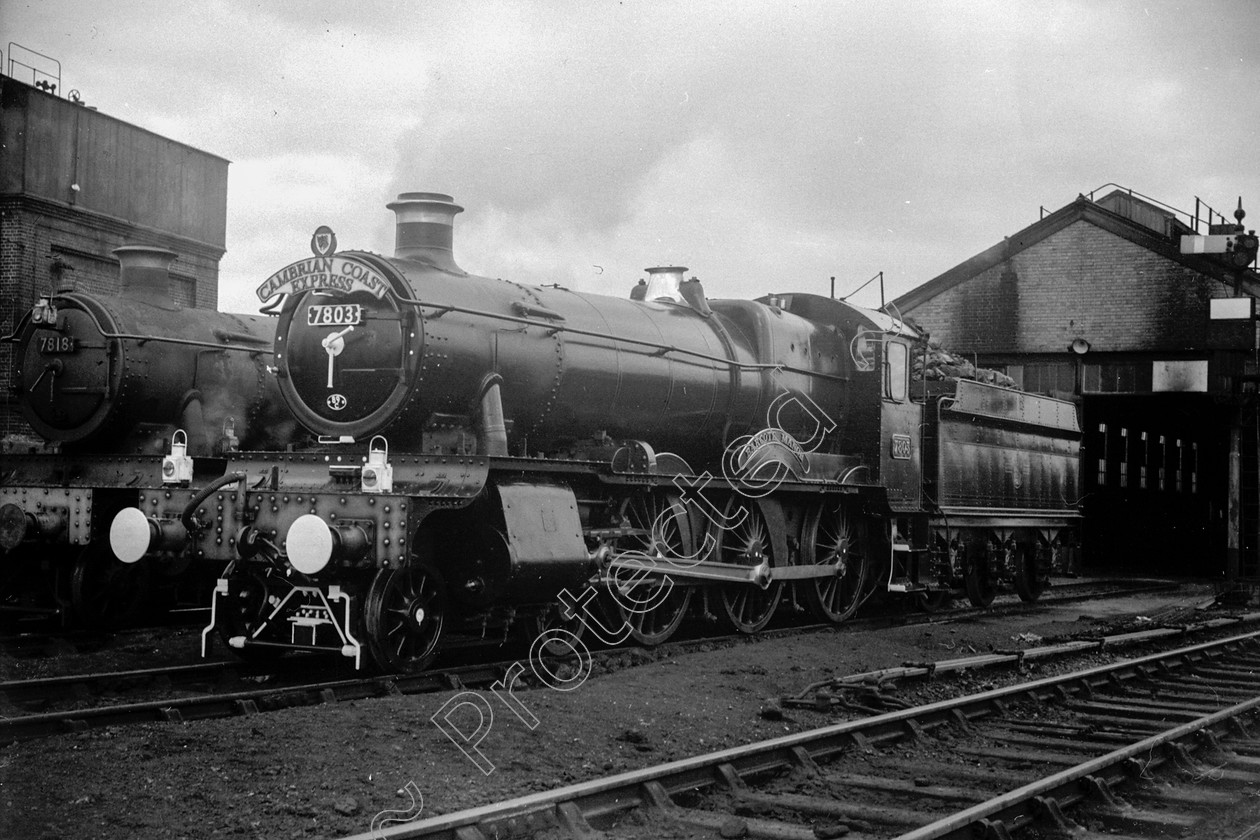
[3,1,1259,314]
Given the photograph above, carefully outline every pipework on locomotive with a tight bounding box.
[98,191,1080,674]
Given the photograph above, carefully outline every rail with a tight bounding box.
[332,624,1260,840]
[0,579,1192,743]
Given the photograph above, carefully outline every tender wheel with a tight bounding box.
[364,563,447,673]
[964,547,997,608]
[1014,542,1047,602]
[70,542,152,628]
[602,493,695,646]
[714,498,782,634]
[799,500,869,624]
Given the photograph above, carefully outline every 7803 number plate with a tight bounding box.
[306,304,362,327]
[891,434,912,460]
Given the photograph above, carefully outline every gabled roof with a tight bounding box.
[893,192,1260,312]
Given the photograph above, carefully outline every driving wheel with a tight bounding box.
[799,499,869,624]
[602,492,695,646]
[714,497,782,634]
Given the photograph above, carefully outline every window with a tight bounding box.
[1119,428,1128,488]
[1014,362,1075,394]
[1158,435,1166,491]
[1175,439,1183,493]
[1083,362,1152,393]
[1140,431,1149,489]
[885,341,908,401]
[1191,442,1198,494]
[1096,423,1107,487]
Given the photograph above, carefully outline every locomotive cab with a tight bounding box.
[761,293,934,596]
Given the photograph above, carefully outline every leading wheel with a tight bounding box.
[70,542,152,629]
[216,568,289,662]
[364,563,447,674]
[1014,543,1047,602]
[525,600,588,656]
[601,492,694,646]
[0,544,69,624]
[799,500,869,624]
[914,588,953,613]
[714,498,782,634]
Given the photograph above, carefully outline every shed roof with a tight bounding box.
[893,191,1260,312]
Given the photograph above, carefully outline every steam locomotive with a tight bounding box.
[1,246,296,626]
[106,192,1080,672]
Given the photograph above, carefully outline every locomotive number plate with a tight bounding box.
[306,304,362,327]
[38,335,76,354]
[891,434,912,460]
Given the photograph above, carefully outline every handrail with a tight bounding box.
[7,43,61,94]
[1084,182,1233,235]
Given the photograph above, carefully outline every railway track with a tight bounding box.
[0,576,1172,662]
[336,628,1260,840]
[0,577,1243,746]
[0,605,209,657]
[0,578,1205,742]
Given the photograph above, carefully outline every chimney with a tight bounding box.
[114,245,178,308]
[386,192,465,273]
[50,257,77,294]
[643,266,687,303]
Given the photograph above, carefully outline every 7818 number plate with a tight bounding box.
[306,304,362,327]
[38,335,76,354]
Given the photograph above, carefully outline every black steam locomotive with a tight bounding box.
[104,192,1079,672]
[1,246,296,626]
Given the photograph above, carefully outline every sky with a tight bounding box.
[3,0,1259,314]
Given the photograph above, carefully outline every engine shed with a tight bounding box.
[894,187,1260,581]
[0,55,229,443]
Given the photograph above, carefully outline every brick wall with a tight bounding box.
[907,219,1231,355]
[0,204,37,442]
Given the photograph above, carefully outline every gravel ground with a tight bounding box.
[0,579,1239,840]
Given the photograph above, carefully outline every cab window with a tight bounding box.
[884,341,908,402]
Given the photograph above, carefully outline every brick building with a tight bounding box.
[1,73,228,440]
[895,188,1260,580]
